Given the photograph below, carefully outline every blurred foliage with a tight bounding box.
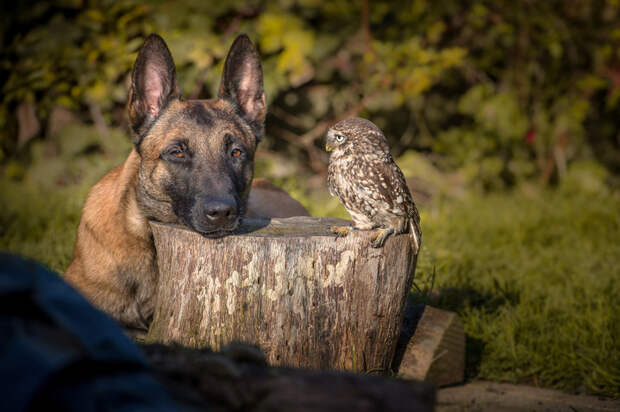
[2,0,618,188]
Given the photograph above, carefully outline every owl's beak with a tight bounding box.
[325,143,333,152]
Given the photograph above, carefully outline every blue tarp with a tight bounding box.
[0,253,179,411]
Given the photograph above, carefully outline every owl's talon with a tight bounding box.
[330,225,351,237]
[371,228,394,248]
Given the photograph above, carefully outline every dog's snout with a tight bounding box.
[189,193,240,235]
[204,200,236,225]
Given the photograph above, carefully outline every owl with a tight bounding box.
[325,117,421,253]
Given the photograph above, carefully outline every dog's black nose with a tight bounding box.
[203,200,236,226]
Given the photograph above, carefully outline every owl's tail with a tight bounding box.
[409,218,422,255]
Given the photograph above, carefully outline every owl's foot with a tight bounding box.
[371,227,394,248]
[330,225,352,237]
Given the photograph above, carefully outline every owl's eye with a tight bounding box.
[335,134,345,143]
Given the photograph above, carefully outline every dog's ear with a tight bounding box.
[128,34,179,144]
[218,34,266,141]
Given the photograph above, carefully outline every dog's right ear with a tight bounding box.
[128,34,179,144]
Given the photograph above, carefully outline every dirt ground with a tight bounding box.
[436,381,620,412]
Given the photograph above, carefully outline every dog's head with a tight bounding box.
[127,34,266,236]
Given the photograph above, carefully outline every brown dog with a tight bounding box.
[64,34,307,333]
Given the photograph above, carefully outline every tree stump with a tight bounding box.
[146,216,417,373]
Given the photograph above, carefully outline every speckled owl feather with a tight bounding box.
[325,117,421,253]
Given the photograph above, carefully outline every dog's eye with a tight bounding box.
[168,149,184,159]
[163,145,187,161]
[335,134,345,143]
[231,148,243,158]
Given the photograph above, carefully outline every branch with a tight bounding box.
[269,84,389,174]
[88,100,110,140]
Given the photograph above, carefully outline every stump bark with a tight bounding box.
[146,216,417,373]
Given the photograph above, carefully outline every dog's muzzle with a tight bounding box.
[190,198,240,237]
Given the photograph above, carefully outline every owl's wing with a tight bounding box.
[377,155,422,242]
[375,155,412,215]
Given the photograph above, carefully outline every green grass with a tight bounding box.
[414,186,620,396]
[1,127,618,396]
[0,180,83,272]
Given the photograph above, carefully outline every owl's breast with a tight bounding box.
[327,157,348,197]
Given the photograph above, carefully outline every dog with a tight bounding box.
[64,34,308,333]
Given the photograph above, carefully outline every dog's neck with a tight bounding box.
[117,148,153,242]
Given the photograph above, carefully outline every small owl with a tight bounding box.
[325,117,421,253]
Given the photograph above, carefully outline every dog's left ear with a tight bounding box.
[219,34,266,141]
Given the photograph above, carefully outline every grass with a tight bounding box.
[0,180,83,272]
[413,185,620,397]
[1,126,618,397]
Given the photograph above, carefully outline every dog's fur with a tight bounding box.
[64,34,307,332]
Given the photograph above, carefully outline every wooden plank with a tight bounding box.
[393,301,465,387]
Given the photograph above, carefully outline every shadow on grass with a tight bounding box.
[410,280,521,315]
[464,335,485,380]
